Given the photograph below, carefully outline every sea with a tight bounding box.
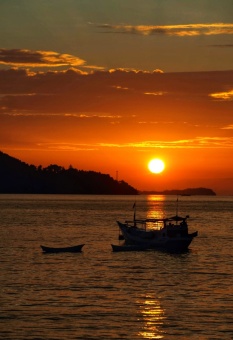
[0,194,232,340]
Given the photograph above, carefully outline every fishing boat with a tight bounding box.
[40,244,85,253]
[117,214,197,251]
[111,243,149,252]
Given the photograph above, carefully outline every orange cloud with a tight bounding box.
[222,124,233,130]
[109,68,164,74]
[22,136,233,154]
[144,91,166,96]
[209,90,233,100]
[98,137,233,149]
[97,23,233,37]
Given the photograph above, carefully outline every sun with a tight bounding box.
[148,158,165,174]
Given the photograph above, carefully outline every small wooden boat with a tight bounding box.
[111,243,148,252]
[40,244,85,253]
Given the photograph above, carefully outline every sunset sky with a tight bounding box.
[0,0,233,194]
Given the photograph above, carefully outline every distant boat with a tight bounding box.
[111,243,148,252]
[40,244,85,253]
[117,214,197,252]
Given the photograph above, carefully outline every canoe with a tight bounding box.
[111,244,148,252]
[40,244,85,253]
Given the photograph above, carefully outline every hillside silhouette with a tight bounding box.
[0,151,138,195]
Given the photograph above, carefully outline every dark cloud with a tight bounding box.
[0,65,232,130]
[209,44,233,48]
[0,49,85,67]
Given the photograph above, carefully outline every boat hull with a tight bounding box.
[40,244,85,253]
[117,221,197,251]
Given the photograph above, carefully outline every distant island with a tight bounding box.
[140,188,216,196]
[0,151,216,195]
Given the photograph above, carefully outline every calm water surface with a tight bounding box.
[0,194,232,339]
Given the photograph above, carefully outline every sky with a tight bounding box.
[0,0,233,194]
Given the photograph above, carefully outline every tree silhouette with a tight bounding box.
[0,151,138,195]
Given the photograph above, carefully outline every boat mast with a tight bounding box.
[175,196,179,225]
[133,202,136,226]
[176,196,179,216]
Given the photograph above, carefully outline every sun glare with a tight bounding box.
[148,158,165,174]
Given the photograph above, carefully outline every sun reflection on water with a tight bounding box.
[147,195,166,202]
[138,294,166,339]
[145,195,166,229]
[147,195,166,218]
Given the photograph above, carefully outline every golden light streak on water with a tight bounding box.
[138,294,166,339]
